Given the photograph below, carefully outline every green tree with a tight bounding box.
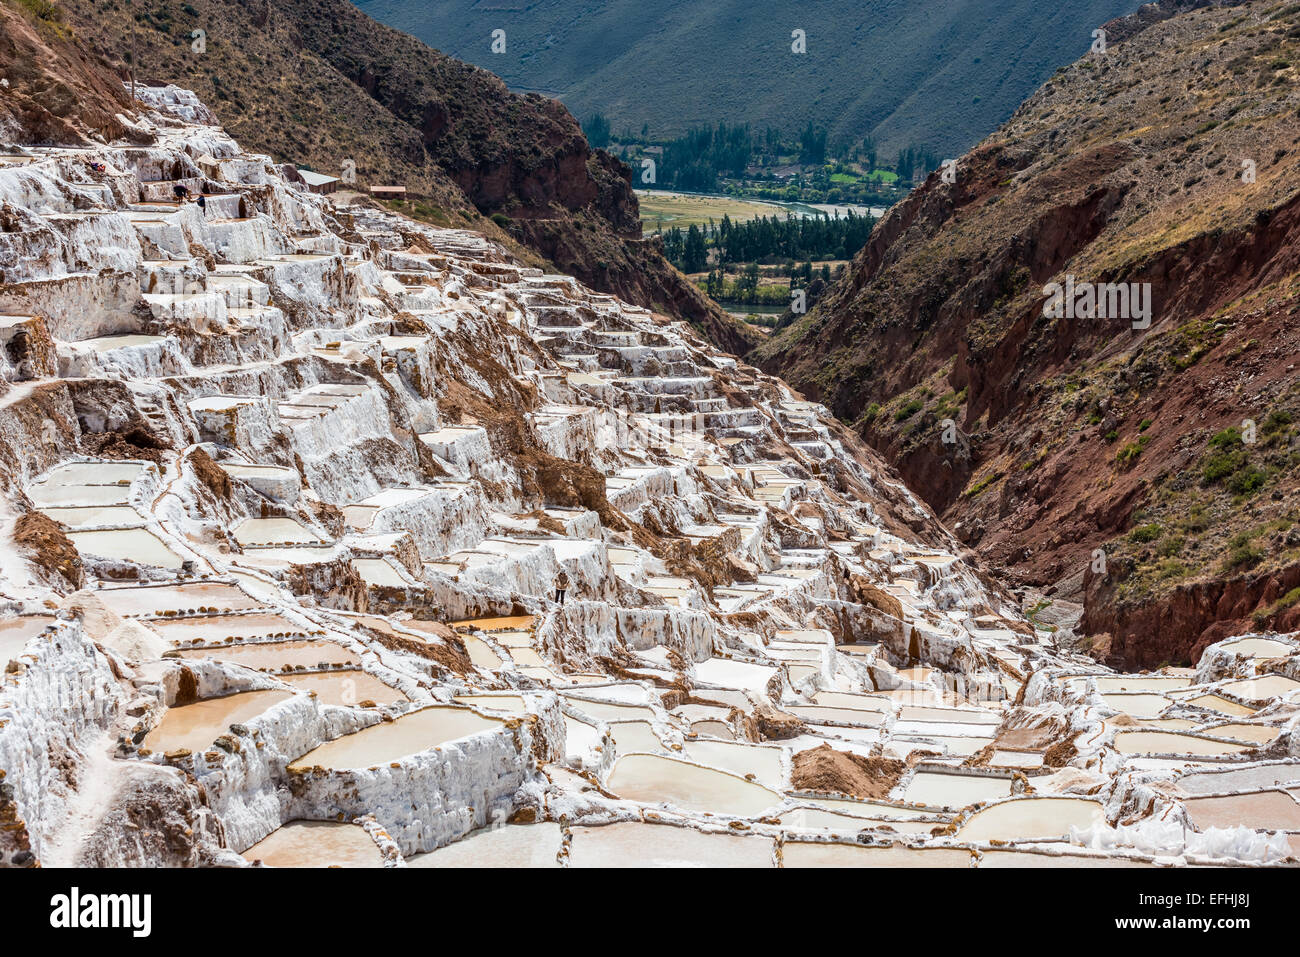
[583,113,611,148]
[683,225,708,273]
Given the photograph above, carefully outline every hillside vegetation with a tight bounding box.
[354,0,1139,158]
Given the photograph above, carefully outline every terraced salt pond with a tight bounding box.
[795,794,939,821]
[609,720,664,754]
[605,753,782,816]
[977,848,1157,868]
[903,771,1013,809]
[232,517,326,546]
[1176,763,1300,794]
[0,615,54,659]
[693,657,776,691]
[955,797,1106,843]
[449,615,535,633]
[787,705,886,726]
[68,528,184,568]
[242,821,383,867]
[143,689,293,753]
[1202,723,1281,745]
[568,822,774,867]
[1219,675,1300,701]
[40,505,141,527]
[352,558,411,587]
[98,581,261,616]
[147,611,309,643]
[782,842,974,868]
[563,696,655,723]
[778,807,941,833]
[1183,790,1300,832]
[1180,693,1257,717]
[406,823,562,868]
[277,670,407,707]
[171,638,358,670]
[1101,692,1172,718]
[809,690,891,712]
[1113,730,1251,756]
[682,739,786,789]
[452,693,528,715]
[1063,674,1192,694]
[1217,636,1297,658]
[289,706,504,770]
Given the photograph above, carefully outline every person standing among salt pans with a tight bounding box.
[554,569,571,605]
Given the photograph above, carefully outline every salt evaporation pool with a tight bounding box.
[682,738,786,788]
[241,821,383,867]
[605,753,782,816]
[277,670,407,707]
[1101,692,1172,718]
[563,696,656,723]
[693,657,776,691]
[406,823,563,868]
[143,690,293,754]
[1217,636,1297,658]
[1063,674,1192,693]
[289,706,504,770]
[796,795,938,820]
[452,694,528,715]
[810,690,891,712]
[232,517,325,546]
[148,612,310,643]
[609,720,664,754]
[903,771,1013,809]
[1183,790,1300,832]
[1219,675,1300,701]
[568,822,775,867]
[782,842,974,868]
[40,505,142,527]
[1180,693,1257,717]
[98,581,261,616]
[954,797,1106,843]
[692,720,735,739]
[449,615,535,632]
[1176,763,1300,795]
[171,638,358,670]
[0,615,53,659]
[778,807,941,833]
[68,528,184,568]
[1112,730,1251,756]
[977,849,1156,868]
[1201,723,1280,745]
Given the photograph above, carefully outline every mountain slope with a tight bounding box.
[0,0,141,144]
[754,0,1300,668]
[354,0,1139,157]
[54,0,753,353]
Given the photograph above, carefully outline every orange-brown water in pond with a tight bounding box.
[144,690,293,753]
[449,615,535,633]
[242,821,383,867]
[277,669,406,706]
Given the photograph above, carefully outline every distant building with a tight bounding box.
[297,169,340,194]
[369,185,407,199]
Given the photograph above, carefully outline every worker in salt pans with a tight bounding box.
[554,569,571,605]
